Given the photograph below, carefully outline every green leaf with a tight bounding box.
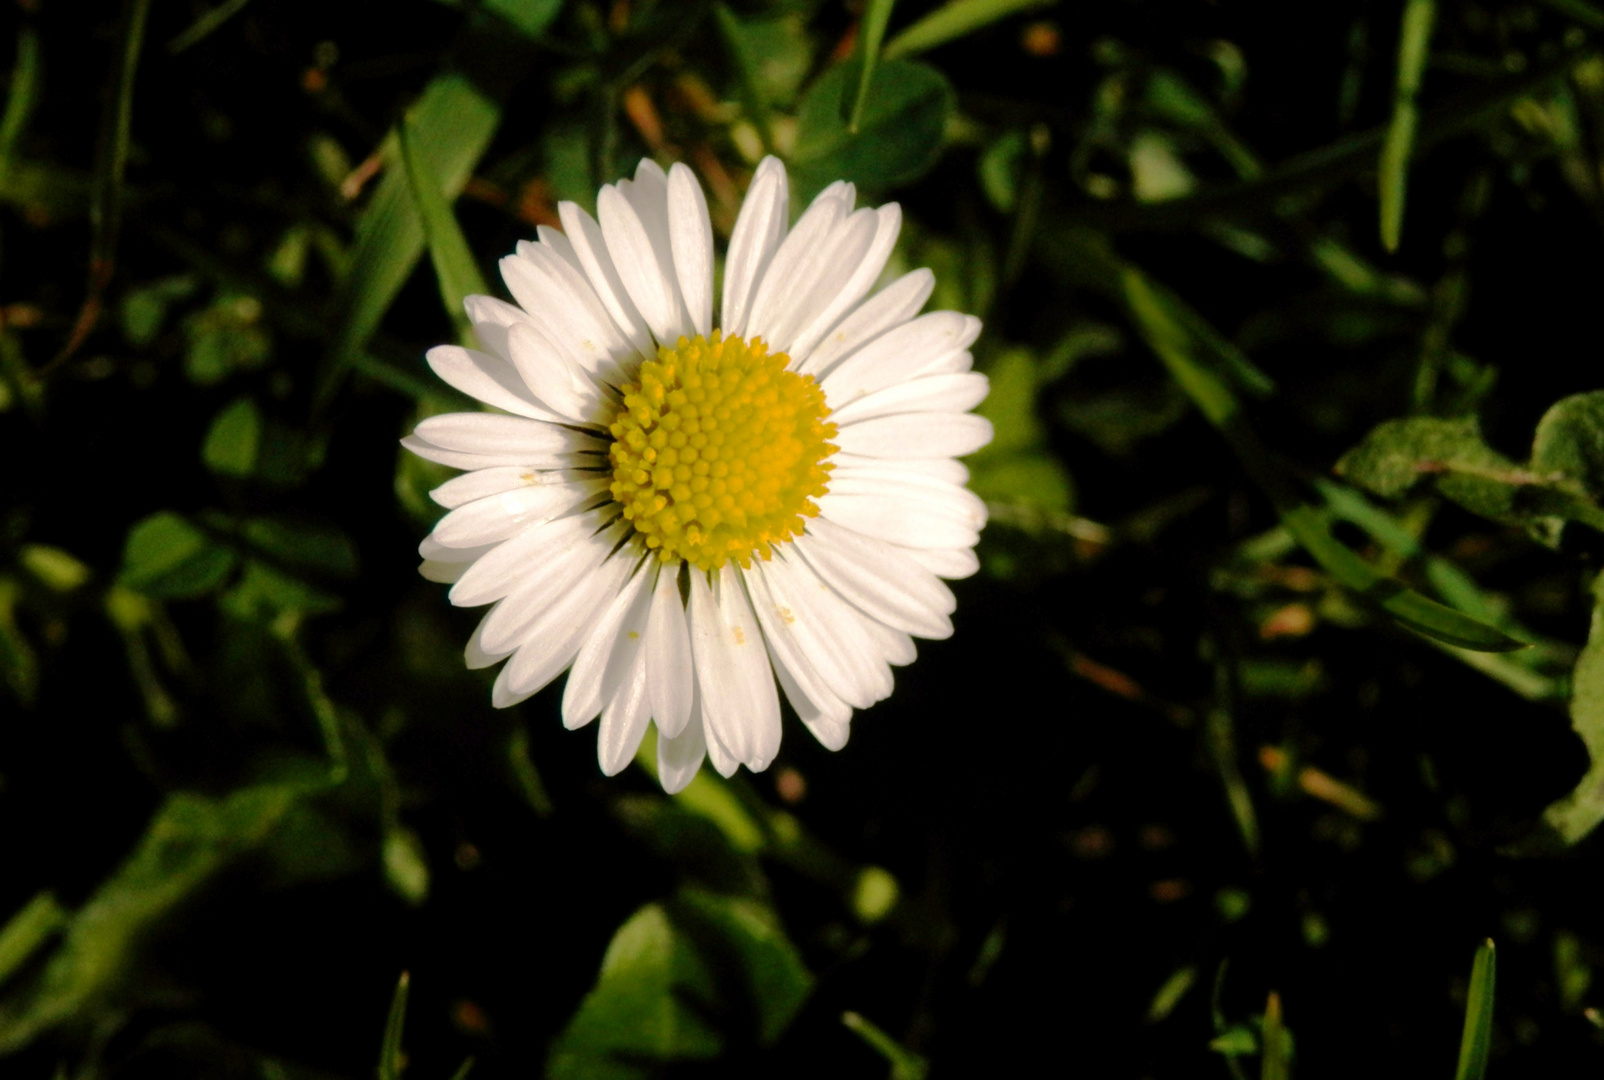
[201,396,262,478]
[1532,390,1604,499]
[978,130,1027,212]
[1538,574,1604,845]
[548,889,812,1079]
[317,68,507,409]
[0,894,66,991]
[220,560,342,619]
[882,0,1056,59]
[1379,0,1435,251]
[399,114,489,346]
[381,827,431,906]
[1122,268,1521,653]
[238,515,358,579]
[848,0,897,134]
[1260,991,1289,1080]
[0,786,299,1054]
[841,1011,927,1080]
[118,511,237,599]
[1454,940,1496,1080]
[427,0,564,38]
[790,58,954,195]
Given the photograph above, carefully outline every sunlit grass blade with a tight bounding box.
[1260,991,1288,1080]
[316,70,502,411]
[841,1011,927,1080]
[848,0,897,134]
[1454,940,1496,1080]
[0,893,66,989]
[399,117,489,347]
[1120,264,1522,653]
[883,0,1056,60]
[1379,0,1435,251]
[378,971,410,1080]
[712,3,775,153]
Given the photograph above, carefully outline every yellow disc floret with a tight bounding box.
[605,332,837,571]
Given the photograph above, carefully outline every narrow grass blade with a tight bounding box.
[1380,0,1436,251]
[1260,991,1288,1080]
[1454,940,1496,1080]
[316,69,503,411]
[848,0,897,134]
[841,1012,927,1080]
[1121,265,1521,653]
[0,893,66,989]
[378,971,410,1080]
[166,0,254,54]
[399,117,489,347]
[0,25,41,190]
[883,0,1056,60]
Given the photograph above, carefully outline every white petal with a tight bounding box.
[657,706,708,793]
[743,185,854,349]
[431,475,608,548]
[793,519,955,639]
[419,536,494,562]
[788,204,904,364]
[827,372,989,426]
[704,715,741,778]
[474,521,627,654]
[667,163,714,339]
[748,208,879,355]
[597,180,689,345]
[864,619,916,666]
[819,491,981,550]
[904,545,981,579]
[506,321,611,425]
[688,565,782,771]
[795,269,934,379]
[831,453,970,486]
[492,549,636,705]
[563,559,656,730]
[645,561,695,738]
[413,413,606,458]
[769,644,852,750]
[557,201,656,357]
[420,559,469,583]
[449,511,608,609]
[425,344,563,422]
[832,413,994,460]
[499,254,627,385]
[759,550,891,709]
[431,465,544,510]
[400,435,579,472]
[721,156,789,338]
[597,644,653,776]
[746,561,854,733]
[466,607,516,669]
[826,472,988,531]
[819,312,982,407]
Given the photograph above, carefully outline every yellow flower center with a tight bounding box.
[605,332,837,571]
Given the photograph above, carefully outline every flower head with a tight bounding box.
[404,157,992,792]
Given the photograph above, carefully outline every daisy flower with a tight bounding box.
[404,156,992,793]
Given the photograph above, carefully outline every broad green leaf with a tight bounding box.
[1379,0,1435,251]
[546,902,724,1080]
[1454,940,1496,1080]
[1532,390,1604,498]
[1537,573,1604,845]
[18,544,90,592]
[973,348,1041,457]
[118,511,237,599]
[848,0,897,134]
[317,69,506,409]
[1123,269,1521,653]
[399,116,489,346]
[427,0,563,38]
[220,560,342,619]
[0,786,298,1054]
[673,889,812,1044]
[202,396,262,478]
[882,0,1056,59]
[790,58,954,195]
[238,515,358,578]
[714,6,811,114]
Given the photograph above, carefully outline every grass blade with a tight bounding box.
[1260,991,1288,1080]
[1119,263,1522,653]
[166,0,254,54]
[399,116,490,346]
[378,971,410,1080]
[1379,0,1436,251]
[1454,940,1496,1080]
[712,3,775,153]
[0,893,66,990]
[883,0,1056,60]
[0,24,40,191]
[841,1011,927,1080]
[848,0,897,134]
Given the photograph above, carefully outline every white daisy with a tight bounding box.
[404,156,992,793]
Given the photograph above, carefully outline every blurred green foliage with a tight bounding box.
[6,0,1604,1077]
